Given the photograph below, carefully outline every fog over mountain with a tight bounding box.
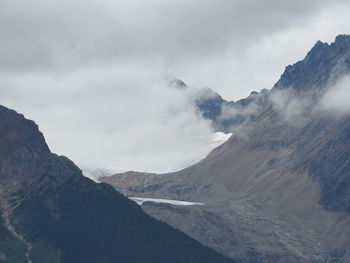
[0,0,349,174]
[319,75,350,115]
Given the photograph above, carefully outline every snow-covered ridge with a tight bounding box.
[129,197,205,206]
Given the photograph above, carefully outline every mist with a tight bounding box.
[0,63,231,173]
[1,0,350,174]
[319,75,350,115]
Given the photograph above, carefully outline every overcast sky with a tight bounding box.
[1,0,349,174]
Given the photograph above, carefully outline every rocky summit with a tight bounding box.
[102,35,350,262]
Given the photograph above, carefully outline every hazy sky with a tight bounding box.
[1,0,349,173]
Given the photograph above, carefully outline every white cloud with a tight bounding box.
[318,75,350,115]
[219,101,259,121]
[270,74,350,124]
[270,89,312,126]
[0,63,227,173]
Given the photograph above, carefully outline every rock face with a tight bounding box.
[169,78,269,133]
[0,106,234,263]
[191,87,269,133]
[274,34,350,91]
[102,35,350,262]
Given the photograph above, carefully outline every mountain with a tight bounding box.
[102,35,350,262]
[194,87,269,133]
[0,106,235,262]
[170,78,269,133]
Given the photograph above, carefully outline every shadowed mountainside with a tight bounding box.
[0,106,234,263]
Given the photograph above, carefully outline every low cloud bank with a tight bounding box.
[270,74,350,125]
[0,64,231,174]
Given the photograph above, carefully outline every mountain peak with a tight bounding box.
[0,105,50,155]
[169,79,188,90]
[305,40,329,59]
[273,34,350,91]
[335,34,350,44]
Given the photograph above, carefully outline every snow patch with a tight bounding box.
[129,197,205,206]
[81,168,114,183]
[211,132,232,144]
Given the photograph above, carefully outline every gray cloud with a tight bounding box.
[0,0,346,72]
[0,0,349,173]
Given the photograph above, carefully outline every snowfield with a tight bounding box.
[129,197,205,206]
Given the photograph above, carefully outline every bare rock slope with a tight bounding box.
[102,35,350,263]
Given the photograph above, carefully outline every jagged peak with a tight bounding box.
[334,34,350,43]
[310,34,350,50]
[0,105,50,155]
[306,34,350,59]
[169,78,188,90]
[273,34,350,91]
